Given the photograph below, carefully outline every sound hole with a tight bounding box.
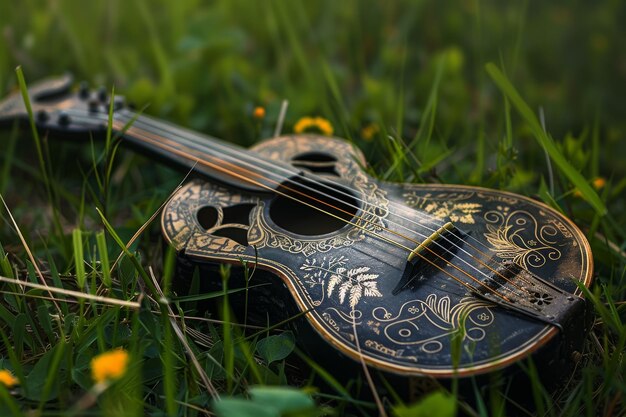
[269,176,359,236]
[291,152,338,176]
[222,203,256,226]
[197,206,219,229]
[212,227,249,246]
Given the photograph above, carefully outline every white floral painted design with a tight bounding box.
[327,266,382,308]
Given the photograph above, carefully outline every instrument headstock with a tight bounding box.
[0,74,126,136]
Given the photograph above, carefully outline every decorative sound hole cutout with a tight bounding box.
[222,203,257,226]
[269,176,359,236]
[212,228,250,246]
[197,206,219,230]
[530,292,554,306]
[291,152,339,176]
[196,203,257,247]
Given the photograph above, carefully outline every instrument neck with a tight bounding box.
[114,109,298,193]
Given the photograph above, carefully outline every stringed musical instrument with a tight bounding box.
[0,75,592,382]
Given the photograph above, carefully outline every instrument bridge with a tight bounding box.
[391,218,585,333]
[393,221,465,295]
[475,260,585,330]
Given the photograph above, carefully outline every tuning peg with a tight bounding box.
[36,110,49,123]
[97,86,107,102]
[78,81,90,99]
[88,97,100,113]
[58,111,71,126]
[109,96,125,111]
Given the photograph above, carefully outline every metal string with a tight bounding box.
[110,110,537,294]
[66,109,534,301]
[66,109,531,300]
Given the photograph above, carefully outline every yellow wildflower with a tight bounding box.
[361,123,379,141]
[253,106,266,119]
[91,349,129,383]
[574,177,607,198]
[0,370,18,388]
[294,116,313,133]
[592,177,606,190]
[294,116,334,136]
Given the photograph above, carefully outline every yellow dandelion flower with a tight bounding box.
[315,118,334,136]
[0,370,18,388]
[294,116,313,133]
[592,177,606,190]
[91,349,129,383]
[294,116,333,136]
[253,106,266,119]
[361,124,379,141]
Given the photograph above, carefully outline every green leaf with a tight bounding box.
[0,304,16,327]
[37,304,54,339]
[249,386,315,414]
[538,177,564,214]
[63,313,76,335]
[23,345,62,401]
[212,398,279,417]
[12,314,27,359]
[393,391,456,417]
[0,384,22,417]
[95,208,156,294]
[0,246,14,278]
[37,340,66,409]
[71,368,92,391]
[256,332,295,365]
[485,62,607,216]
[205,340,225,380]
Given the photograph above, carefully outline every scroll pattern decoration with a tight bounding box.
[371,294,494,355]
[483,206,562,269]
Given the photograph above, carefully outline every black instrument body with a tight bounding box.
[0,75,593,380]
[163,135,591,377]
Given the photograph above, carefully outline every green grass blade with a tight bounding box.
[172,285,268,303]
[410,56,445,149]
[321,60,351,139]
[15,67,46,190]
[15,67,66,253]
[0,123,18,195]
[0,244,15,279]
[161,301,177,416]
[293,348,351,400]
[160,246,177,416]
[485,63,607,215]
[220,265,235,394]
[72,229,85,289]
[36,340,66,411]
[0,384,22,417]
[96,231,111,287]
[95,208,156,295]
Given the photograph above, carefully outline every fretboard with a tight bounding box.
[114,110,300,193]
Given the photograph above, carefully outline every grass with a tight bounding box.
[0,1,625,416]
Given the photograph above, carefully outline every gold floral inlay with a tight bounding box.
[483,208,562,269]
[403,191,482,224]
